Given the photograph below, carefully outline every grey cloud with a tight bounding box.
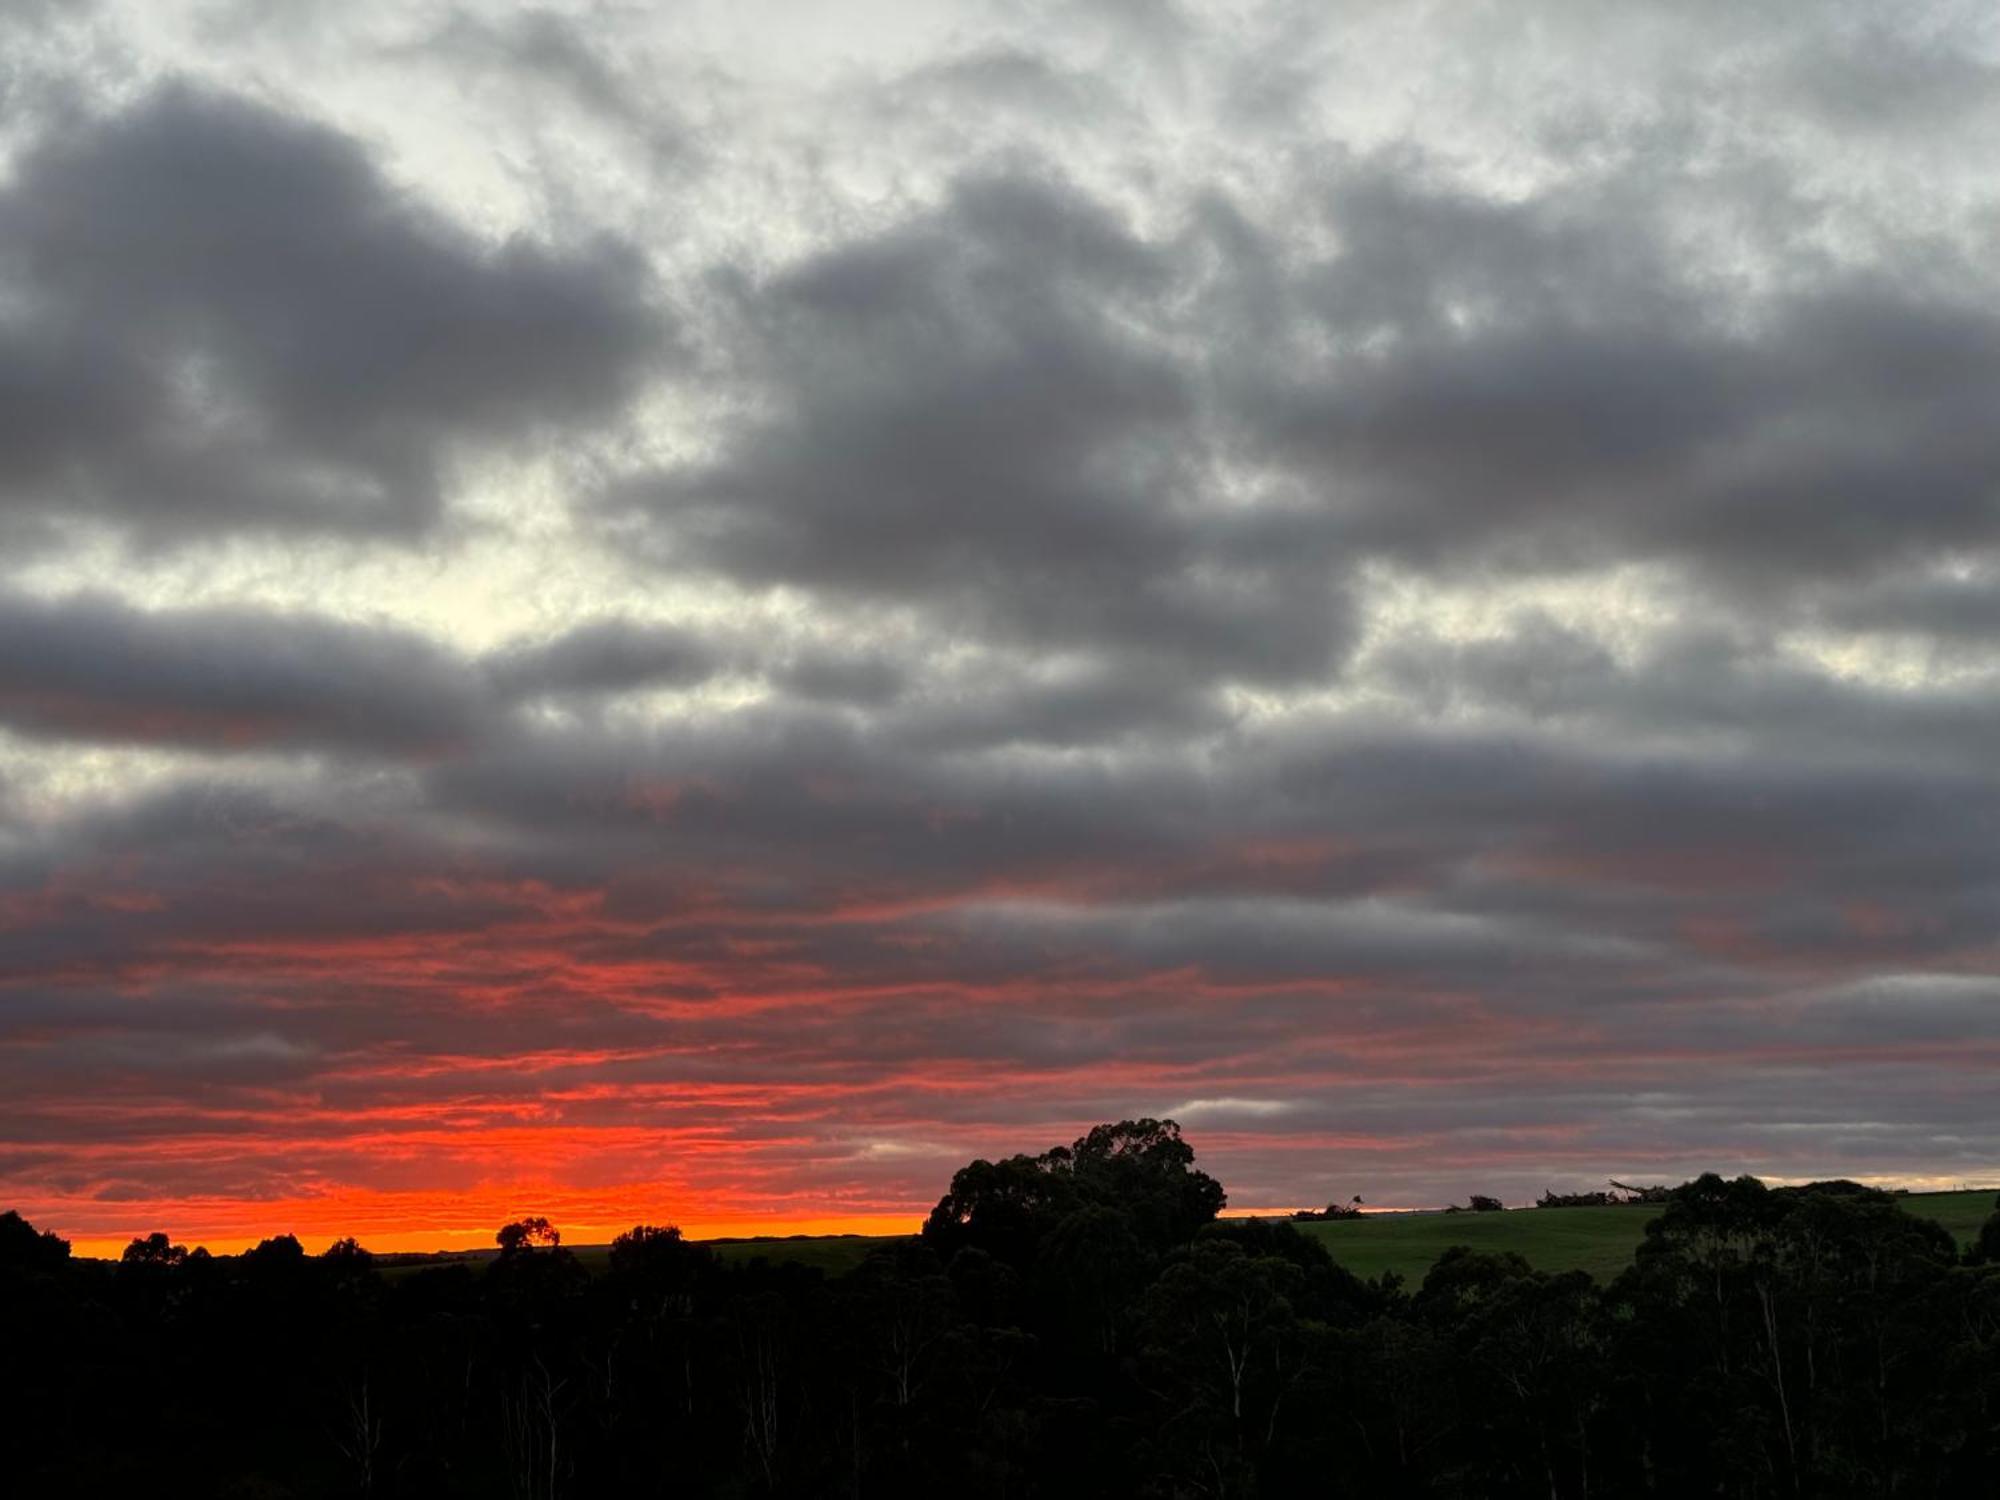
[383,699,2000,999]
[609,121,2000,714]
[771,645,910,707]
[1298,166,1696,345]
[1238,167,2000,589]
[0,83,669,543]
[1819,567,2000,642]
[392,6,695,166]
[949,892,1662,996]
[0,592,484,755]
[0,598,745,758]
[1780,16,2000,132]
[485,619,723,701]
[607,168,1357,690]
[0,0,90,18]
[1370,611,2000,774]
[0,0,95,49]
[15,656,1986,1039]
[416,707,1204,901]
[890,46,1103,126]
[890,656,1230,750]
[1369,612,1622,721]
[486,620,921,710]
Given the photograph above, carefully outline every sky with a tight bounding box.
[2,0,1998,1255]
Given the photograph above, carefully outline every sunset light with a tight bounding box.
[4,0,1999,1266]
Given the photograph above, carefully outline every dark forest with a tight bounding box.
[6,1119,1999,1497]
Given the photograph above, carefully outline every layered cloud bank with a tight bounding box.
[3,0,1998,1252]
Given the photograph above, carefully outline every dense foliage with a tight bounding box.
[4,1121,1998,1496]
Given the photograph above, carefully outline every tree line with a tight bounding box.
[4,1118,1999,1496]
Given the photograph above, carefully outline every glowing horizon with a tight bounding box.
[36,1174,2000,1264]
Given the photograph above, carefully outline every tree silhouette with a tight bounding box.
[120,1230,188,1267]
[1969,1194,2000,1264]
[0,1208,69,1270]
[322,1235,374,1270]
[497,1215,561,1254]
[244,1232,306,1268]
[922,1116,1225,1267]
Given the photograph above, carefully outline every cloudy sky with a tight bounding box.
[2,0,1998,1253]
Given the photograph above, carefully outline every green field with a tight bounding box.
[1291,1190,1998,1285]
[369,1191,1996,1285]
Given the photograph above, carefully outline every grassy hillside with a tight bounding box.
[370,1191,1996,1283]
[1292,1189,1998,1284]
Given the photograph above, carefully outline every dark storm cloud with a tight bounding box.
[0,83,668,544]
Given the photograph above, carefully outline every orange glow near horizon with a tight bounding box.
[51,1201,1414,1260]
[62,1212,927,1261]
[12,822,2000,1259]
[36,1183,933,1260]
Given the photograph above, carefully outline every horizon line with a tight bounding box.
[38,1180,2000,1261]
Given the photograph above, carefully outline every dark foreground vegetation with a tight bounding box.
[6,1121,2000,1498]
